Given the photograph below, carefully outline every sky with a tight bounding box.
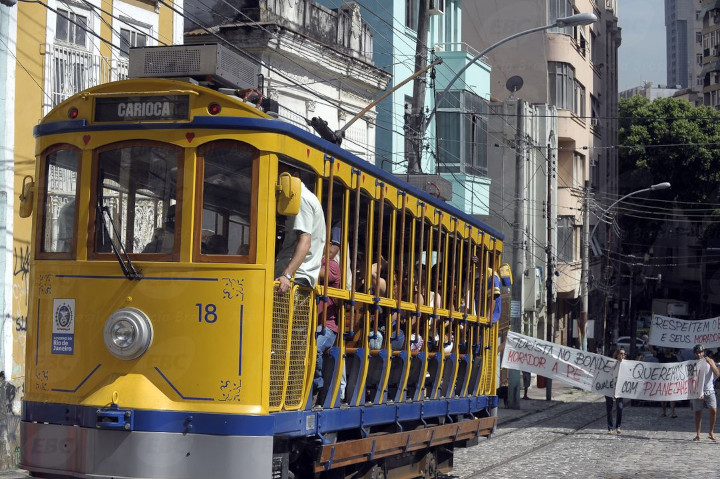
[617,0,667,91]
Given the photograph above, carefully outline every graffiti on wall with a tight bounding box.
[0,372,21,469]
[13,246,29,280]
[12,245,29,380]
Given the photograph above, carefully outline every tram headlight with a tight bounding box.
[103,308,153,360]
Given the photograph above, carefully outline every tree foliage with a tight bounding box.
[619,95,720,203]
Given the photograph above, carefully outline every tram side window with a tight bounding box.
[40,148,79,254]
[198,141,256,258]
[94,144,180,256]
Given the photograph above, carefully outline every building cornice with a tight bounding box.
[187,23,391,94]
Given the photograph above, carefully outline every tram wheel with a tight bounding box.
[421,450,437,479]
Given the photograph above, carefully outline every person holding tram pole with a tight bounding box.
[274,163,326,293]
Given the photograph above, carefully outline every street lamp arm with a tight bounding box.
[334,57,444,141]
[590,182,671,240]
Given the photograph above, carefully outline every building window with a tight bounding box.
[465,96,488,175]
[697,31,703,43]
[575,27,588,57]
[120,28,148,58]
[573,152,585,188]
[698,53,703,66]
[436,91,488,176]
[548,62,575,110]
[574,80,586,117]
[55,9,88,48]
[549,0,573,35]
[405,0,418,31]
[557,216,575,263]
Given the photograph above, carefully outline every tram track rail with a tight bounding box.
[494,398,602,438]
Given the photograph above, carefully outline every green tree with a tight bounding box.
[619,95,720,203]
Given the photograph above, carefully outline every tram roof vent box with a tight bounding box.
[128,44,259,90]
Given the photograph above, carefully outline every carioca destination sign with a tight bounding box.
[95,95,190,122]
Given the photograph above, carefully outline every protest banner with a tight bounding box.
[649,315,720,350]
[615,359,702,401]
[502,332,706,400]
[502,331,618,396]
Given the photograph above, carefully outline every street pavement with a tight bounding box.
[450,377,720,478]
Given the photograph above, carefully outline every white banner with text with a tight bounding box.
[502,331,618,396]
[615,359,703,401]
[649,315,720,349]
[503,332,704,400]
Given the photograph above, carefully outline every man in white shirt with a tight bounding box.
[692,344,720,442]
[274,164,326,293]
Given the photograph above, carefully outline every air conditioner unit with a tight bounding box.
[129,44,259,90]
[428,0,444,15]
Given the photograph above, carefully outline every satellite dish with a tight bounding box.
[506,76,524,94]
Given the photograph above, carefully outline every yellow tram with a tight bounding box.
[20,49,505,479]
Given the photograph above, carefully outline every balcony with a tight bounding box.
[434,42,490,98]
[45,43,129,113]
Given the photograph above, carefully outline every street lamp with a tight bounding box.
[425,12,598,130]
[581,181,671,354]
[589,182,671,241]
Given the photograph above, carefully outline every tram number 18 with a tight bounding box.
[196,303,218,323]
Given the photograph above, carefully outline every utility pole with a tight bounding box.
[579,180,590,351]
[602,224,612,355]
[627,267,636,358]
[408,0,429,174]
[545,142,554,400]
[508,100,526,409]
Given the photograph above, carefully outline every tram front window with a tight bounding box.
[94,143,181,257]
[197,141,256,261]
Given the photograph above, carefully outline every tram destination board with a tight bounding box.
[95,95,190,122]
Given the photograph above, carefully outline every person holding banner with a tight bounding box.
[657,348,679,418]
[606,348,626,435]
[692,344,719,442]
